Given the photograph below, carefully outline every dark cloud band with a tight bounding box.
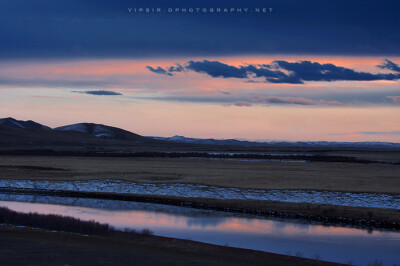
[73,90,122,96]
[147,59,400,84]
[1,0,400,59]
[377,59,400,73]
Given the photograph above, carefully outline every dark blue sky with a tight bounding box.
[0,0,399,59]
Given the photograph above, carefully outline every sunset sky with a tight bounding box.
[1,0,400,142]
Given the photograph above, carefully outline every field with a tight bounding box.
[0,155,399,194]
[1,152,399,228]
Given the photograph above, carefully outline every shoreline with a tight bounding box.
[0,225,339,266]
[1,188,399,231]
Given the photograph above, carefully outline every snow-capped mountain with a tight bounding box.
[0,117,51,130]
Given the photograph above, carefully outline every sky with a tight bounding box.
[0,0,400,142]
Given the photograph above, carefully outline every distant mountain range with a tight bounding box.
[1,117,399,149]
[149,135,400,148]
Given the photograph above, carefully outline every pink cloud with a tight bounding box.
[252,96,345,106]
[233,101,252,107]
[387,96,400,104]
[29,95,63,99]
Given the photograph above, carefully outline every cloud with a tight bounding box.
[146,64,185,76]
[377,59,400,73]
[330,130,400,136]
[222,96,345,107]
[387,96,400,104]
[1,1,400,59]
[148,60,296,82]
[358,131,400,135]
[186,60,248,78]
[252,96,345,106]
[147,59,400,84]
[167,64,185,73]
[146,66,173,76]
[244,64,302,84]
[232,101,252,107]
[29,95,60,98]
[0,77,113,88]
[273,60,400,83]
[73,90,122,96]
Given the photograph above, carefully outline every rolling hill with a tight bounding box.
[0,118,161,149]
[54,123,149,142]
[0,117,51,130]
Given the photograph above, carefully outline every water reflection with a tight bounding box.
[186,217,227,227]
[0,193,399,266]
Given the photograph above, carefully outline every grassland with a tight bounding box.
[0,153,399,228]
[0,155,399,194]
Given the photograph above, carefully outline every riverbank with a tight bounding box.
[1,188,399,230]
[0,225,337,265]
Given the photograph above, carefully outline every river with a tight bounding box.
[0,193,399,265]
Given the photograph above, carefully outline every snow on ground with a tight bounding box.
[0,179,399,209]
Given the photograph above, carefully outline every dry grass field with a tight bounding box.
[0,155,399,194]
[1,153,399,226]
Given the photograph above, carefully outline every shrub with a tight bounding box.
[0,206,154,238]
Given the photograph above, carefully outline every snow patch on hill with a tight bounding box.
[55,123,88,133]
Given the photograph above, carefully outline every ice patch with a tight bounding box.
[0,179,399,210]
